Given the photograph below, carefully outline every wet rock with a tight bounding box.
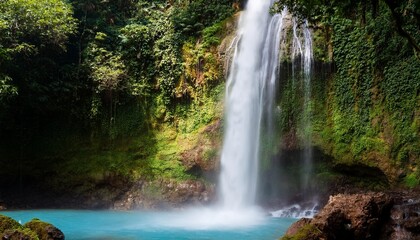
[313,193,392,239]
[381,190,420,240]
[218,12,241,76]
[282,192,393,240]
[164,179,212,206]
[24,218,65,240]
[113,179,215,210]
[404,217,420,233]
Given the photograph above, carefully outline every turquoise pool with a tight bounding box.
[1,209,296,240]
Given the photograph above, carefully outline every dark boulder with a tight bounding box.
[281,192,393,240]
[404,217,420,233]
[381,190,420,240]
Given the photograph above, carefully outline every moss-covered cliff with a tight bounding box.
[274,1,419,189]
[0,0,238,208]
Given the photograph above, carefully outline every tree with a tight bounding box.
[0,76,17,103]
[0,0,77,101]
[0,0,77,53]
[88,33,127,126]
[274,0,420,58]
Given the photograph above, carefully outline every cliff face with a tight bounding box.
[310,21,419,186]
[0,12,239,210]
[271,10,419,189]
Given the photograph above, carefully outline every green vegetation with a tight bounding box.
[0,0,235,201]
[280,223,322,240]
[24,218,63,239]
[0,215,63,240]
[0,0,418,204]
[0,215,21,233]
[275,0,420,187]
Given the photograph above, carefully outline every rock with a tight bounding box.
[113,179,215,210]
[282,221,322,240]
[0,215,21,233]
[2,228,38,240]
[0,201,6,210]
[285,218,312,236]
[282,192,393,240]
[312,193,392,240]
[404,217,420,233]
[380,189,420,239]
[24,218,64,240]
[0,215,44,240]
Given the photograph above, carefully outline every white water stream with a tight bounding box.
[170,1,315,229]
[219,0,283,210]
[219,0,315,211]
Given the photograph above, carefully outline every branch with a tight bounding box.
[384,0,420,58]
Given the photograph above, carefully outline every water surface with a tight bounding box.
[1,210,296,240]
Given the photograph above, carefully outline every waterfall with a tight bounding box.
[302,20,313,194]
[291,19,314,194]
[219,0,315,214]
[219,0,286,209]
[137,2,315,231]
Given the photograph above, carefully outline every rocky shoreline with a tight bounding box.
[0,178,215,210]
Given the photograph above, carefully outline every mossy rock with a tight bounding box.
[280,219,322,240]
[0,214,22,233]
[1,228,39,240]
[24,218,64,240]
[280,223,322,240]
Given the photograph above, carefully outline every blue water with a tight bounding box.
[0,210,296,240]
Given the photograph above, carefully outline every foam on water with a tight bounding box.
[271,204,319,218]
[152,206,266,230]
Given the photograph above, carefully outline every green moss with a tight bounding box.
[24,218,63,240]
[404,172,420,188]
[306,8,420,184]
[202,22,224,48]
[1,228,39,240]
[280,224,322,240]
[0,215,41,240]
[0,215,21,233]
[203,148,218,162]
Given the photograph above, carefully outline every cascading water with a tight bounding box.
[160,2,315,230]
[291,19,314,194]
[301,20,314,195]
[266,19,317,217]
[219,0,285,209]
[220,0,316,210]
